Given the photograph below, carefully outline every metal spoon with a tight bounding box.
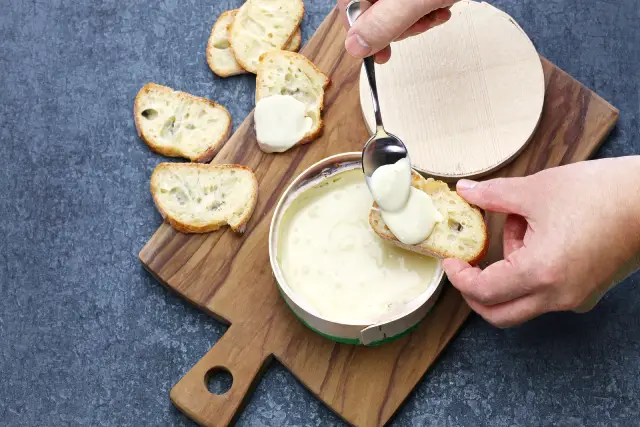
[345,0,412,210]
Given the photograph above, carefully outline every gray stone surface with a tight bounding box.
[0,0,638,425]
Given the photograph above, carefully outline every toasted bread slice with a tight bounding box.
[207,11,245,78]
[150,163,258,234]
[370,172,488,265]
[134,83,232,162]
[255,51,330,146]
[286,26,302,52]
[229,0,304,73]
[207,10,302,77]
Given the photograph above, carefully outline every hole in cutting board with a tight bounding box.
[206,367,233,395]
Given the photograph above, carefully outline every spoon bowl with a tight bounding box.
[362,130,410,182]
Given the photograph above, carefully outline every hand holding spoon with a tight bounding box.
[345,0,412,212]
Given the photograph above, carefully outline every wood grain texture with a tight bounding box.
[138,7,618,426]
[360,0,546,180]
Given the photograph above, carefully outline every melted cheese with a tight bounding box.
[254,95,312,153]
[380,187,444,245]
[277,169,438,324]
[370,157,411,212]
[371,158,444,245]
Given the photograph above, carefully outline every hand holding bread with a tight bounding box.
[445,157,640,328]
[370,172,488,265]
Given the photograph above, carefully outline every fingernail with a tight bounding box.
[457,179,478,191]
[345,31,371,57]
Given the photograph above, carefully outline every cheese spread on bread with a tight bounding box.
[255,51,330,150]
[371,158,443,245]
[369,172,488,265]
[254,95,313,153]
[379,188,444,245]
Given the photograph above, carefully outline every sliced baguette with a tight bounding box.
[229,0,304,74]
[207,10,302,77]
[286,25,303,52]
[134,83,232,162]
[150,163,258,234]
[255,51,330,146]
[369,172,489,265]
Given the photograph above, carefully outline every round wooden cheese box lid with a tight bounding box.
[359,0,545,180]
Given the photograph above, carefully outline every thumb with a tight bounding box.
[344,0,456,58]
[456,177,530,215]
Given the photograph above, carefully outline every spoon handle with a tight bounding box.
[345,1,384,131]
[363,55,384,130]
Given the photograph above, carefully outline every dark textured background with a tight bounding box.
[1,0,639,425]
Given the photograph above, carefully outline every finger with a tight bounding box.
[443,257,482,290]
[503,214,527,258]
[411,7,452,32]
[456,177,531,216]
[444,250,534,306]
[345,0,457,58]
[336,0,378,27]
[374,45,391,64]
[394,7,452,41]
[337,0,380,30]
[462,293,544,328]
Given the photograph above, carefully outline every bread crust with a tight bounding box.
[229,0,305,73]
[369,173,489,265]
[133,83,232,162]
[287,27,302,52]
[150,163,258,234]
[370,222,489,266]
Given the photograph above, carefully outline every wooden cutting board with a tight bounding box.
[138,7,618,426]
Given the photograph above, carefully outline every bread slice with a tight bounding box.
[207,10,302,78]
[229,0,304,73]
[255,51,330,145]
[150,163,258,234]
[134,83,232,163]
[369,172,488,265]
[285,26,302,52]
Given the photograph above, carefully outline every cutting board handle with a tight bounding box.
[170,326,269,426]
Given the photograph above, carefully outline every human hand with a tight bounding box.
[338,0,458,64]
[444,157,640,328]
